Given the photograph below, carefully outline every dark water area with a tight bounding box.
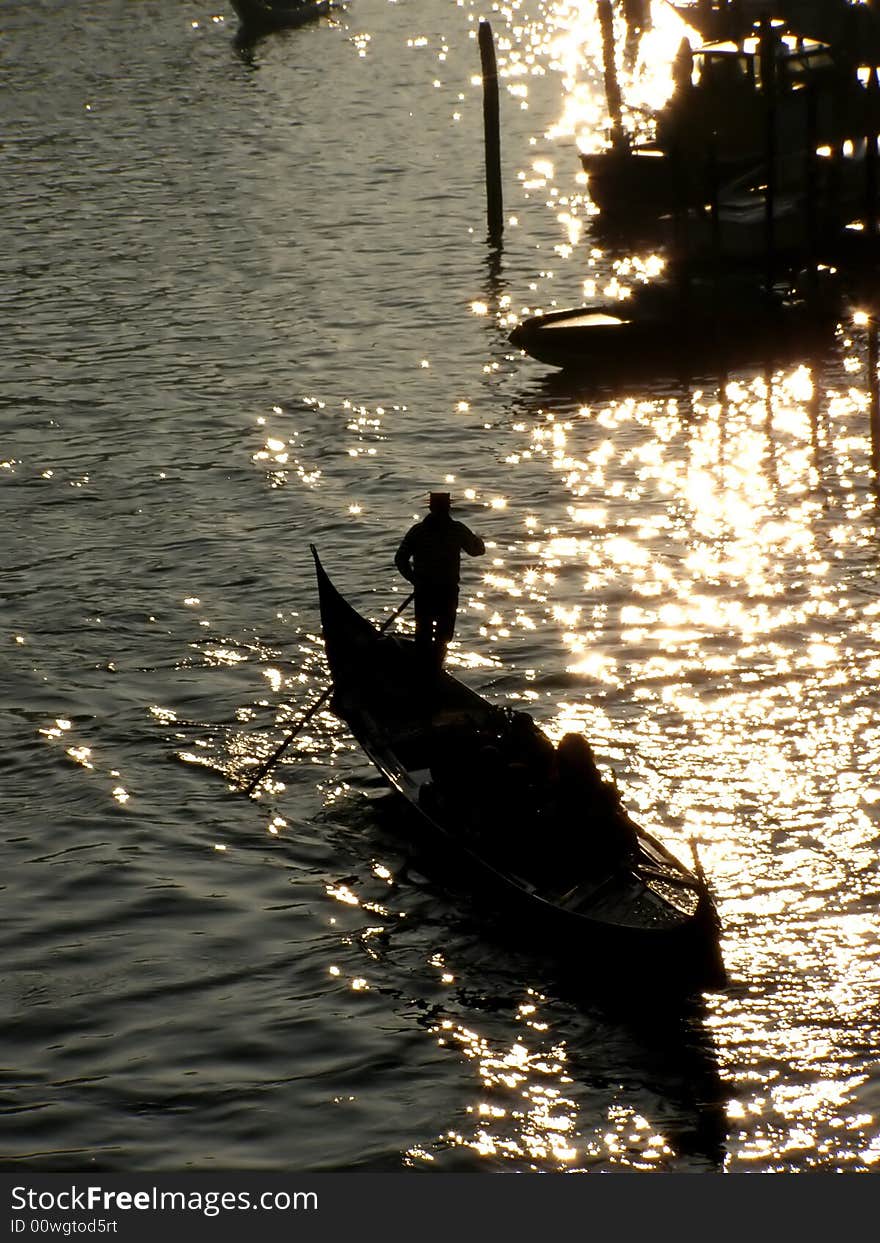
[2,0,880,1174]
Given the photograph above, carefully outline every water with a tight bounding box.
[2,0,879,1174]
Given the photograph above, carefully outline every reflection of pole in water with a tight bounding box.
[484,243,505,306]
[483,243,509,351]
[763,363,780,491]
[807,358,823,484]
[870,313,880,488]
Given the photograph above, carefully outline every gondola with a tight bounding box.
[230,0,330,37]
[310,545,727,998]
[508,269,842,375]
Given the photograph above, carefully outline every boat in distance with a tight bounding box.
[230,0,330,35]
[310,545,726,998]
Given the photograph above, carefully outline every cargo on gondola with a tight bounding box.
[310,545,727,998]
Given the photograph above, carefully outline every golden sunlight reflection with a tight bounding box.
[543,0,690,152]
[326,882,360,907]
[405,991,711,1169]
[428,1013,579,1167]
[506,354,880,1115]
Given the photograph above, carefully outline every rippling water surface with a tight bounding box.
[3,0,880,1174]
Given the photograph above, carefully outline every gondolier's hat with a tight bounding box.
[429,492,451,511]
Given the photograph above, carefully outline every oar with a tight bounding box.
[241,590,414,796]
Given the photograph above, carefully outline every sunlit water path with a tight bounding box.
[2,0,879,1173]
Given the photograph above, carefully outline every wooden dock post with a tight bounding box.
[864,66,879,240]
[478,20,503,243]
[870,314,880,488]
[759,18,778,293]
[804,83,819,266]
[598,0,627,153]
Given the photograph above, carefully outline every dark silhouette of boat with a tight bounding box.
[681,136,880,263]
[509,268,842,374]
[310,545,727,999]
[582,22,863,224]
[667,0,880,56]
[230,0,330,37]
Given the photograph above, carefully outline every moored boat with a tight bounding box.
[508,270,842,374]
[683,140,879,262]
[580,142,745,226]
[581,24,852,223]
[667,0,880,55]
[310,545,727,998]
[230,0,331,36]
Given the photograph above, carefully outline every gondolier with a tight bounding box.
[394,492,486,670]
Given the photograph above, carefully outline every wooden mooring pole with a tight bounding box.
[870,314,880,489]
[804,84,819,269]
[759,18,777,294]
[598,0,627,151]
[864,66,879,241]
[478,19,503,243]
